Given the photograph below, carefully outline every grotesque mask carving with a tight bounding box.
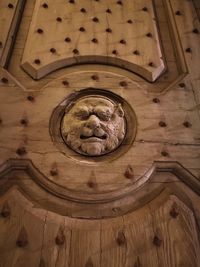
[61,96,126,156]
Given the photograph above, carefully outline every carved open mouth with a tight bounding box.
[80,134,107,140]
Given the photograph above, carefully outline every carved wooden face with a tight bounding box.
[61,96,126,156]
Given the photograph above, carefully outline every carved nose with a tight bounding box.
[86,115,100,128]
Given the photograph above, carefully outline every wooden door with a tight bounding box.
[0,0,200,266]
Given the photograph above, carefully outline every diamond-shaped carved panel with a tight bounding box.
[21,0,165,81]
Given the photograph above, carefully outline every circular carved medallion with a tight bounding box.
[61,95,126,156]
[50,88,137,163]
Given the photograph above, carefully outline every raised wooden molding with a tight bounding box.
[21,0,166,81]
[0,159,199,218]
[0,0,26,67]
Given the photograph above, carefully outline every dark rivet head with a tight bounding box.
[161,151,169,157]
[179,82,185,88]
[133,50,140,55]
[112,207,120,213]
[106,8,112,13]
[79,27,85,32]
[91,38,98,43]
[120,39,126,44]
[20,118,28,126]
[1,77,8,83]
[159,121,167,127]
[73,48,79,54]
[50,169,58,176]
[0,41,3,48]
[1,202,11,218]
[170,206,179,218]
[85,258,94,267]
[55,231,65,246]
[91,75,99,81]
[124,165,134,179]
[65,37,71,42]
[193,28,199,34]
[183,121,192,128]
[185,47,192,53]
[62,80,69,86]
[149,62,154,67]
[127,19,133,24]
[175,10,181,15]
[16,147,27,156]
[92,17,99,22]
[87,181,96,188]
[69,0,75,3]
[153,98,160,103]
[42,3,48,8]
[142,7,148,11]
[119,81,128,87]
[153,235,162,247]
[146,32,152,37]
[112,49,118,55]
[106,28,112,33]
[50,48,56,53]
[56,17,62,22]
[16,228,28,248]
[37,28,43,34]
[0,118,2,125]
[27,95,35,102]
[34,58,41,65]
[117,1,123,5]
[8,3,14,8]
[80,8,86,13]
[116,230,126,246]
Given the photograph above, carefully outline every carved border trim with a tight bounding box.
[0,159,199,218]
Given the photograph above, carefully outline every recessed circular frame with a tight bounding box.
[50,88,137,163]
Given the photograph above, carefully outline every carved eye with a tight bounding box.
[97,111,111,121]
[74,110,89,120]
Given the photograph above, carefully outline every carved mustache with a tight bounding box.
[80,126,107,140]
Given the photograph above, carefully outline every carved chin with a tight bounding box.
[81,142,103,156]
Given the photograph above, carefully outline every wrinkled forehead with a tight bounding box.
[71,97,115,111]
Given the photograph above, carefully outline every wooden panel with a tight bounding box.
[0,0,25,67]
[21,0,165,81]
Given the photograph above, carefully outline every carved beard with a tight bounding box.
[63,123,124,156]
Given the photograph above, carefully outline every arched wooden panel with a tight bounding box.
[21,0,166,81]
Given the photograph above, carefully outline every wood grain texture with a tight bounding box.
[21,0,166,81]
[0,0,25,67]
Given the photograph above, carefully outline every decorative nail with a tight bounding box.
[159,121,167,127]
[153,235,162,247]
[183,121,192,128]
[56,17,62,22]
[16,147,27,156]
[55,227,65,246]
[91,75,99,81]
[62,80,69,86]
[42,3,48,8]
[124,165,134,179]
[179,83,185,88]
[34,59,41,65]
[27,95,35,102]
[16,227,28,247]
[65,37,71,42]
[37,28,43,34]
[170,205,179,218]
[152,98,160,103]
[1,202,11,218]
[1,77,8,83]
[119,81,128,87]
[116,230,126,246]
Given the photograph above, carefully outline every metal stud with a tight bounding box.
[106,28,112,33]
[153,235,162,247]
[119,81,127,87]
[183,121,192,128]
[92,17,99,22]
[159,121,167,127]
[79,27,85,32]
[185,47,192,53]
[34,59,41,65]
[27,95,35,102]
[65,37,71,43]
[56,17,62,22]
[106,8,112,13]
[80,8,86,13]
[42,3,48,8]
[8,3,14,8]
[50,48,56,53]
[175,10,181,15]
[152,98,160,103]
[16,147,27,156]
[1,77,8,84]
[193,28,199,34]
[1,202,11,218]
[116,230,126,246]
[16,227,28,248]
[124,165,134,179]
[37,28,43,34]
[73,49,79,55]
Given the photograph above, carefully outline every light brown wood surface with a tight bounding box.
[0,0,200,266]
